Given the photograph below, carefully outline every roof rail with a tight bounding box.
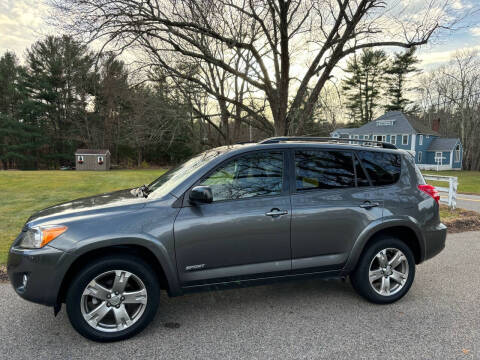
[259,136,398,149]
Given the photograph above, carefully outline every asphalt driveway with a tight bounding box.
[1,231,479,360]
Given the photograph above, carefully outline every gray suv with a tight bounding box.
[8,137,447,342]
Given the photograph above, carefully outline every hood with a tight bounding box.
[26,189,147,226]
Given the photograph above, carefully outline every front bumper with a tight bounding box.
[7,245,65,306]
[423,222,448,261]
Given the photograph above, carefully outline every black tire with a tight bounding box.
[350,236,415,304]
[66,254,160,342]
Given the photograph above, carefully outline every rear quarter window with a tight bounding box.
[357,150,401,186]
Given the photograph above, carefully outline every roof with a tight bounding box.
[75,149,110,155]
[427,138,460,151]
[331,128,356,134]
[331,111,440,136]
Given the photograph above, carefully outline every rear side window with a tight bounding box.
[357,151,401,186]
[295,150,355,190]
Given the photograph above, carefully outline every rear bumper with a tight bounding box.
[423,223,447,261]
[7,245,65,306]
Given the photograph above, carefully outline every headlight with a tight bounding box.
[19,225,68,249]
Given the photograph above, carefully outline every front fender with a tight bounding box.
[342,216,426,274]
[53,234,182,298]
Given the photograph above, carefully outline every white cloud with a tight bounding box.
[419,44,480,66]
[471,27,480,37]
[0,0,52,56]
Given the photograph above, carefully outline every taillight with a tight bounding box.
[418,184,440,203]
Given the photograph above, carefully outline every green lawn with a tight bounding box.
[0,169,166,265]
[423,170,480,195]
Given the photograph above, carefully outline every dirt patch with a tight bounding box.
[440,205,480,233]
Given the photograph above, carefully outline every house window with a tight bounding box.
[375,135,386,142]
[391,135,396,145]
[77,155,84,164]
[419,135,423,146]
[418,151,422,163]
[455,144,461,162]
[364,135,369,140]
[402,135,409,145]
[98,156,104,165]
[435,152,443,164]
[353,135,359,144]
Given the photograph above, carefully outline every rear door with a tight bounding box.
[290,148,384,272]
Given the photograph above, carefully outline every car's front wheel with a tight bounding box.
[350,236,415,304]
[66,254,160,342]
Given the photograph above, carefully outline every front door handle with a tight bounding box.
[359,201,380,209]
[265,208,289,217]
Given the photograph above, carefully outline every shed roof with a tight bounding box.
[75,149,110,155]
[427,138,460,151]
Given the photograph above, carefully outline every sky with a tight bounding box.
[0,0,479,71]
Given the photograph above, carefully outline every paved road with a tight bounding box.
[439,192,480,213]
[1,232,480,360]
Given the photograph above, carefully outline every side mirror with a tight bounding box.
[189,186,213,204]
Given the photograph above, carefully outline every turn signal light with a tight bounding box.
[418,184,440,203]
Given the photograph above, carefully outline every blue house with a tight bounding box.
[330,111,462,170]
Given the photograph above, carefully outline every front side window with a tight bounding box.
[98,156,104,164]
[418,151,422,163]
[295,150,355,191]
[77,155,84,163]
[402,135,409,145]
[419,135,423,146]
[357,151,401,186]
[201,152,284,202]
[391,135,396,145]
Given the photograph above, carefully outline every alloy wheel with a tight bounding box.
[80,270,148,332]
[368,248,409,296]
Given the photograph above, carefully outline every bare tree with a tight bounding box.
[52,0,461,136]
[417,50,480,170]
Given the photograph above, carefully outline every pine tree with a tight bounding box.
[384,47,420,112]
[342,49,387,125]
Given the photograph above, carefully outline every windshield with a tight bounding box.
[147,147,231,198]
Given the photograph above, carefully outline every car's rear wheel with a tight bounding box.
[350,236,415,304]
[66,254,160,342]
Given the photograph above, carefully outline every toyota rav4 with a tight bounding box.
[7,137,447,341]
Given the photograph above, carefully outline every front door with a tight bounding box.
[290,148,384,272]
[174,150,291,286]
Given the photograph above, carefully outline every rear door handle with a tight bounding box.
[265,208,289,217]
[359,201,380,209]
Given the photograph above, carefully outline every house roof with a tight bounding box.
[332,111,440,136]
[75,149,110,155]
[427,138,460,151]
[332,128,356,135]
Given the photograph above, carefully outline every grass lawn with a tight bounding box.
[423,170,480,195]
[0,169,166,265]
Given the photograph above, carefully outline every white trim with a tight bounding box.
[77,155,84,162]
[454,144,461,162]
[75,153,110,156]
[419,134,423,146]
[390,134,396,145]
[373,134,386,142]
[412,134,416,152]
[417,164,454,171]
